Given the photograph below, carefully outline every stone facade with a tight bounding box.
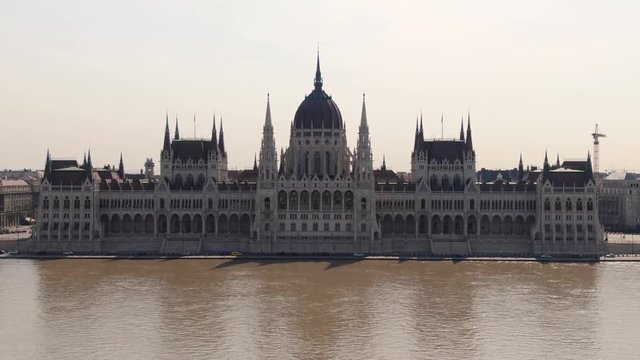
[31,57,605,255]
[597,172,640,232]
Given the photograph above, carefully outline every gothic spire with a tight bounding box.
[253,154,258,171]
[314,49,323,90]
[174,115,180,140]
[218,117,226,155]
[466,112,473,150]
[359,93,368,130]
[163,113,171,151]
[419,113,424,136]
[459,116,465,141]
[118,153,124,178]
[413,116,420,152]
[211,114,218,151]
[586,151,594,179]
[265,93,273,129]
[518,153,524,179]
[543,150,551,176]
[381,154,387,171]
[44,149,51,179]
[87,149,92,168]
[556,152,561,167]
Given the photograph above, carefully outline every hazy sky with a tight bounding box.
[1,0,638,173]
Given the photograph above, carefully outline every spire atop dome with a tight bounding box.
[314,49,323,90]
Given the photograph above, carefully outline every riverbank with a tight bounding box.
[2,253,638,262]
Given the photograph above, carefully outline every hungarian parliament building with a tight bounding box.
[32,56,604,255]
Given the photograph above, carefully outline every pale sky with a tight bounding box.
[1,1,638,173]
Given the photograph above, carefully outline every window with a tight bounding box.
[312,223,318,231]
[265,223,270,231]
[290,223,296,232]
[361,223,367,232]
[555,199,561,211]
[335,223,341,231]
[279,222,285,231]
[302,223,307,232]
[346,223,352,232]
[324,223,329,231]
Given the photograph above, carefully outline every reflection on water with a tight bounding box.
[1,259,639,360]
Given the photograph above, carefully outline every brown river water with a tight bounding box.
[0,259,639,360]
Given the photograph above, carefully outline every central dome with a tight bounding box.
[293,55,343,130]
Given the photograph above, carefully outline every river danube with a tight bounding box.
[1,259,639,359]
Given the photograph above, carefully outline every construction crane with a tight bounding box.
[591,123,606,173]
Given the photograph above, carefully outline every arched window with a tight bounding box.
[345,191,354,211]
[555,198,562,211]
[566,199,572,211]
[314,152,322,176]
[278,191,287,210]
[361,197,367,211]
[420,199,426,210]
[577,199,583,211]
[325,151,332,176]
[544,199,551,211]
[587,199,593,211]
[63,197,70,209]
[43,197,49,209]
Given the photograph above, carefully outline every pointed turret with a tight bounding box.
[381,154,387,171]
[360,93,368,130]
[419,113,424,137]
[556,152,561,168]
[44,149,51,180]
[211,114,218,152]
[413,117,420,152]
[218,117,226,156]
[174,116,180,140]
[586,152,594,179]
[543,150,551,177]
[466,112,473,151]
[314,50,323,90]
[253,154,258,171]
[259,94,278,180]
[459,116,465,141]
[82,153,87,168]
[355,93,373,182]
[518,153,524,179]
[87,150,92,169]
[265,93,273,129]
[163,113,171,151]
[118,153,124,178]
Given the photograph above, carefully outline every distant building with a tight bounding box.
[598,171,640,232]
[31,55,604,255]
[0,179,35,229]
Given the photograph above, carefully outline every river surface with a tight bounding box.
[0,259,639,360]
